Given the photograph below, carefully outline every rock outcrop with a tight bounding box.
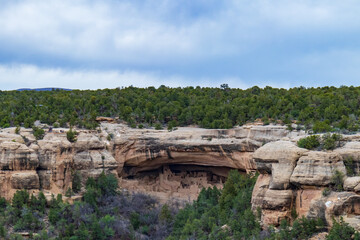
[252,140,360,231]
[0,124,297,201]
[290,151,346,186]
[1,123,359,230]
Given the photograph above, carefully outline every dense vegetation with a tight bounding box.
[168,171,260,239]
[166,170,336,240]
[0,172,177,239]
[2,85,360,131]
[0,171,359,239]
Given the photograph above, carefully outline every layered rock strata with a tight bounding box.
[1,123,359,230]
[0,124,295,201]
[252,140,360,230]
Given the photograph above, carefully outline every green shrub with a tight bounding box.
[297,135,320,149]
[298,134,342,151]
[344,156,356,176]
[322,187,331,197]
[97,171,118,196]
[0,197,7,210]
[15,126,20,134]
[130,212,141,230]
[291,207,298,220]
[65,188,73,197]
[12,190,30,218]
[0,223,6,238]
[291,217,324,239]
[331,170,345,192]
[322,133,342,150]
[72,171,82,193]
[32,126,45,140]
[155,123,163,130]
[106,134,111,141]
[313,121,332,133]
[269,217,324,239]
[159,204,173,223]
[327,217,357,240]
[66,127,78,142]
[36,192,47,214]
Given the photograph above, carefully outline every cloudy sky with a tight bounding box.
[1,0,360,90]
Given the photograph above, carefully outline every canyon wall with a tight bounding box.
[1,123,359,230]
[0,123,297,202]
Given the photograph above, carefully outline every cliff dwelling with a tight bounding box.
[120,164,231,202]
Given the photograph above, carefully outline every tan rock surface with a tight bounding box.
[262,189,293,210]
[11,171,39,189]
[0,142,39,170]
[324,192,360,230]
[1,123,360,231]
[335,142,360,175]
[295,189,323,218]
[0,124,297,201]
[261,209,289,227]
[253,141,308,173]
[344,177,360,191]
[269,163,294,190]
[251,174,271,210]
[290,151,346,186]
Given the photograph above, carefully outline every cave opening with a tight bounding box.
[119,164,239,201]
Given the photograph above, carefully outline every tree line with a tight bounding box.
[1,85,360,131]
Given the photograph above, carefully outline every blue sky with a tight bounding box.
[1,0,360,90]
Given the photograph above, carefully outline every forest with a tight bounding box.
[0,171,358,239]
[1,85,360,132]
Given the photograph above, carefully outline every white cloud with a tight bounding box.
[1,0,360,65]
[1,1,360,89]
[0,64,255,90]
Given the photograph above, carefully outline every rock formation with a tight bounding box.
[0,124,296,202]
[1,123,359,230]
[252,140,360,231]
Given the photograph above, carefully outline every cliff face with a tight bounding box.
[1,124,359,230]
[0,124,295,201]
[252,140,360,231]
[0,128,118,200]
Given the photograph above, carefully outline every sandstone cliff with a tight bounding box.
[1,123,359,231]
[252,140,360,231]
[0,124,297,202]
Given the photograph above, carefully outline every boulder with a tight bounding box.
[253,141,308,173]
[290,151,346,186]
[269,163,294,190]
[251,174,271,209]
[307,199,326,222]
[73,151,93,169]
[37,134,71,151]
[0,142,39,170]
[91,150,117,169]
[262,189,293,210]
[261,209,289,227]
[11,172,39,189]
[343,177,360,191]
[74,133,104,150]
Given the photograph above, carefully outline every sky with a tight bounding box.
[1,0,360,90]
